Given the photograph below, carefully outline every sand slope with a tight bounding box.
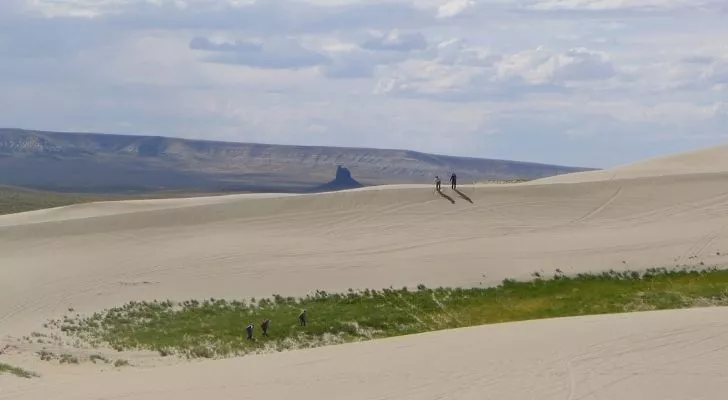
[4,173,728,337]
[533,142,728,184]
[4,307,728,400]
[3,142,728,397]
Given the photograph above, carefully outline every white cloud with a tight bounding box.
[373,59,483,97]
[189,36,330,69]
[436,0,476,18]
[360,29,428,52]
[434,38,500,66]
[527,0,698,11]
[320,47,409,79]
[496,47,615,83]
[1,0,727,168]
[372,45,615,101]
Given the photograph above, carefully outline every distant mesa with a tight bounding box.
[313,165,363,192]
[0,128,594,194]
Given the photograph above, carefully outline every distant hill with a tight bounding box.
[0,128,596,194]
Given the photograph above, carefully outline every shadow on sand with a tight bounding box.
[453,188,473,203]
[436,189,455,204]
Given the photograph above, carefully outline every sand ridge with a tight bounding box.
[532,142,728,184]
[2,142,728,398]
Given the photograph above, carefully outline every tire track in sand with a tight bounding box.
[569,186,623,225]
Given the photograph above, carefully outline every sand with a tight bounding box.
[532,143,728,184]
[4,307,728,400]
[2,143,728,398]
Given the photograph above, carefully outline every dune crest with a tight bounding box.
[532,142,728,184]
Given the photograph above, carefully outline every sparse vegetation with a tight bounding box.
[37,349,56,361]
[113,359,130,367]
[0,186,98,215]
[0,185,240,216]
[58,353,79,364]
[51,266,728,360]
[0,363,39,378]
[477,178,532,184]
[89,354,110,364]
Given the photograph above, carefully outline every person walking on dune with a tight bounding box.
[245,322,254,340]
[434,175,441,192]
[261,319,270,337]
[450,172,457,190]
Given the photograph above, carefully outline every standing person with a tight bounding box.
[298,309,308,327]
[245,322,254,340]
[450,172,457,190]
[434,175,441,192]
[261,319,270,337]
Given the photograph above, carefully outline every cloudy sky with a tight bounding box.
[1,0,726,168]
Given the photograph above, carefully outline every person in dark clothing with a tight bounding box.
[450,173,457,189]
[245,322,254,340]
[298,309,308,327]
[261,319,270,337]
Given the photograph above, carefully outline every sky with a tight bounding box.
[1,0,727,168]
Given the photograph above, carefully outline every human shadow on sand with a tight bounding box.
[436,189,455,204]
[453,188,473,203]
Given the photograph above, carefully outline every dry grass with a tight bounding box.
[0,362,39,378]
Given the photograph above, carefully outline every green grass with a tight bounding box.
[0,185,246,216]
[0,363,39,378]
[0,186,100,215]
[53,266,728,360]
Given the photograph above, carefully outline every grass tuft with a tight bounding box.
[113,359,130,367]
[0,363,40,378]
[37,350,55,361]
[58,353,79,364]
[89,354,110,364]
[50,266,728,359]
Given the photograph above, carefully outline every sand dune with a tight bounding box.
[4,307,728,400]
[3,143,728,398]
[533,142,728,184]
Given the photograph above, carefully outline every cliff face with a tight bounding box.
[0,128,595,193]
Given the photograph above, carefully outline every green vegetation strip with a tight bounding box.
[0,363,39,378]
[55,267,728,359]
[0,185,238,216]
[0,186,94,215]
